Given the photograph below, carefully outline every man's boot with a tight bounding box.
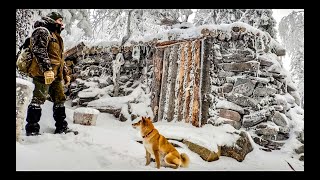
[53,104,78,135]
[25,104,41,136]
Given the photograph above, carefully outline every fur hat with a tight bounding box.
[46,12,63,21]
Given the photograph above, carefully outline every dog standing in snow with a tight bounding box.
[132,116,190,169]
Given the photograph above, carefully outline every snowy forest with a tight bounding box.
[16,9,304,171]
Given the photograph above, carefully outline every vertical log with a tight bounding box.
[176,43,186,122]
[191,40,201,127]
[183,42,193,123]
[151,48,164,122]
[200,37,214,126]
[166,44,179,122]
[158,47,170,122]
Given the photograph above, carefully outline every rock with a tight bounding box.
[253,87,277,97]
[289,91,301,106]
[273,94,287,112]
[257,55,274,67]
[295,145,304,154]
[221,131,254,162]
[274,105,284,111]
[255,127,278,136]
[256,124,267,129]
[216,100,245,114]
[243,110,267,128]
[219,109,241,121]
[297,131,304,143]
[126,81,134,88]
[284,93,295,104]
[218,83,233,93]
[225,93,259,110]
[249,77,270,84]
[131,114,138,121]
[119,104,130,122]
[299,154,304,161]
[261,133,289,141]
[268,64,282,74]
[223,120,242,130]
[93,106,122,118]
[16,78,35,141]
[272,111,288,127]
[222,52,255,63]
[218,71,235,78]
[253,136,285,150]
[232,78,256,96]
[73,107,100,126]
[279,127,290,134]
[287,82,297,92]
[71,98,79,107]
[106,76,113,85]
[99,82,108,88]
[217,61,260,72]
[182,139,221,162]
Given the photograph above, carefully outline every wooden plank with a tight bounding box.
[176,43,186,122]
[151,48,164,122]
[200,37,214,126]
[191,40,201,127]
[166,44,180,122]
[158,47,170,122]
[155,38,201,47]
[183,42,193,123]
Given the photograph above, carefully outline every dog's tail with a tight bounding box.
[180,153,190,168]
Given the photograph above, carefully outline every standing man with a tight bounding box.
[26,12,76,136]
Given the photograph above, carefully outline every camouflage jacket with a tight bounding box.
[28,16,68,82]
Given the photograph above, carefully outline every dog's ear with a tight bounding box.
[141,116,145,121]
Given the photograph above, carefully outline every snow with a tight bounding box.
[284,93,295,104]
[130,103,152,117]
[216,99,244,114]
[78,90,98,98]
[16,78,35,91]
[16,100,304,171]
[74,107,100,115]
[87,85,144,109]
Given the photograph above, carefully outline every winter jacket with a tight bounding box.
[28,16,68,82]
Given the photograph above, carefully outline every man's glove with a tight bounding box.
[64,75,71,86]
[44,70,55,85]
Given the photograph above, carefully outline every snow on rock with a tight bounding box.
[150,123,240,153]
[16,78,34,141]
[74,107,100,115]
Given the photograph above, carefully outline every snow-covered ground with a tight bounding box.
[16,101,304,171]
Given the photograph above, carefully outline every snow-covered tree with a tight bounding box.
[193,9,246,26]
[240,9,277,38]
[90,9,192,42]
[279,10,304,106]
[16,9,34,52]
[33,9,93,37]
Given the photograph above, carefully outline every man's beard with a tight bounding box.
[56,23,64,34]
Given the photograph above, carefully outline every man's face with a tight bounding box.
[55,18,65,30]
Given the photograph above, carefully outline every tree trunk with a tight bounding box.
[200,37,214,126]
[183,42,193,123]
[151,48,164,122]
[176,43,187,121]
[191,40,201,127]
[158,47,170,122]
[166,44,179,122]
[121,9,134,46]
